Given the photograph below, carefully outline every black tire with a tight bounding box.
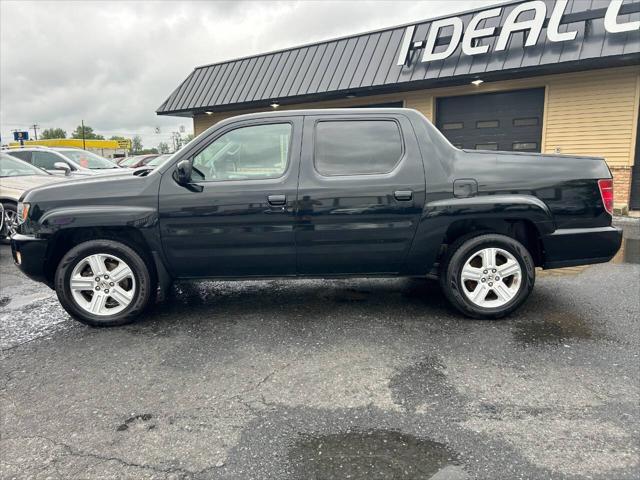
[439,234,535,319]
[55,239,153,327]
[1,201,17,243]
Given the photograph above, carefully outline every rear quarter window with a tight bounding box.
[8,150,32,163]
[314,120,403,176]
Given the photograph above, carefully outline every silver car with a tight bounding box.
[6,147,121,177]
[0,152,67,239]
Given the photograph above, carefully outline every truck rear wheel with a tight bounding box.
[55,240,153,327]
[439,234,535,319]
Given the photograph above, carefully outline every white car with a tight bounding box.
[6,147,121,177]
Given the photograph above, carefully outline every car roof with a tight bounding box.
[4,146,56,151]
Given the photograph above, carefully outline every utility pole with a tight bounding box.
[31,124,39,140]
[81,119,86,150]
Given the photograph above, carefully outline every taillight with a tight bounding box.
[598,179,614,215]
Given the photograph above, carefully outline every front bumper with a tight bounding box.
[541,226,623,269]
[10,233,49,284]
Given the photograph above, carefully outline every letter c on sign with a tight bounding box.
[605,0,640,33]
[423,17,464,62]
[495,0,546,52]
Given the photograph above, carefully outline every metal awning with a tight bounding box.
[158,0,640,116]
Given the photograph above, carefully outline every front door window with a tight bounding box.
[192,123,291,182]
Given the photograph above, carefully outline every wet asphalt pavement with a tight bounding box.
[1,220,639,479]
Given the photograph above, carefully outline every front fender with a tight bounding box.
[34,206,158,233]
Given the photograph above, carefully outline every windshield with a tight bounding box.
[57,149,119,169]
[119,156,140,167]
[0,153,49,177]
[147,154,171,166]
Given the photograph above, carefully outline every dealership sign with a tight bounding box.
[397,0,640,66]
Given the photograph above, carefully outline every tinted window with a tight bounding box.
[475,143,498,150]
[476,120,499,129]
[8,150,32,163]
[513,117,539,127]
[513,142,538,151]
[0,153,49,176]
[33,151,63,170]
[193,123,291,182]
[314,120,402,176]
[59,150,118,169]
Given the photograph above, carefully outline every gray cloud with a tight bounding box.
[1,0,503,149]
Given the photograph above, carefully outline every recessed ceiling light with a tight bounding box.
[270,102,280,108]
[471,79,484,86]
[346,94,356,99]
[205,111,214,115]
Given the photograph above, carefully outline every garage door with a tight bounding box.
[436,88,545,152]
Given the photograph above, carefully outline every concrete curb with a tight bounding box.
[613,216,640,226]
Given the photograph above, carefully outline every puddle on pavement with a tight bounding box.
[116,413,154,432]
[288,430,468,480]
[513,311,597,345]
[389,356,453,412]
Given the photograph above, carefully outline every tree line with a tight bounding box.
[38,124,192,154]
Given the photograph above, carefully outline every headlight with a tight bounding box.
[17,202,30,224]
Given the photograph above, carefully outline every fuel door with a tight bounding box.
[453,178,478,198]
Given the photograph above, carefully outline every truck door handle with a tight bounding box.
[267,194,286,206]
[394,190,413,201]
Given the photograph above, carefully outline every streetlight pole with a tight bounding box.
[81,119,86,150]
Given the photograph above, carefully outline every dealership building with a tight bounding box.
[158,0,640,213]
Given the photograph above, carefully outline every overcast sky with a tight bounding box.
[1,0,503,149]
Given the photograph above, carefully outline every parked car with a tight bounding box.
[118,154,159,168]
[7,147,120,176]
[11,108,622,327]
[0,152,67,239]
[145,154,172,168]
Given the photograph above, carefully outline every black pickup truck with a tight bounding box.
[11,108,622,326]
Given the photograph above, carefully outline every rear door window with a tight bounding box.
[314,120,403,176]
[8,150,32,163]
[32,151,64,170]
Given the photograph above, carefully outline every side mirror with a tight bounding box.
[174,159,203,192]
[53,162,71,176]
[174,159,192,185]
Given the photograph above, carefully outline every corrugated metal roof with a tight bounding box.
[158,0,640,115]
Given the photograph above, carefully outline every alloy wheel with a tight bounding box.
[2,208,18,238]
[69,253,136,316]
[460,247,522,308]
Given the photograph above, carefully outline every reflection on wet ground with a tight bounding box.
[513,311,597,345]
[389,356,453,413]
[288,430,468,480]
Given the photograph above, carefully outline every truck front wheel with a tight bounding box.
[439,234,535,319]
[55,240,154,327]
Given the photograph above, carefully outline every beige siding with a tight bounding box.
[543,69,639,167]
